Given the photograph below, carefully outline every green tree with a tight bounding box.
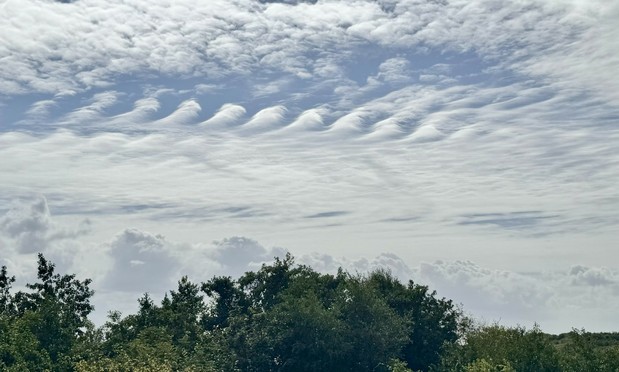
[367,269,461,371]
[334,275,409,371]
[558,329,619,372]
[0,314,53,371]
[0,254,94,369]
[201,276,244,330]
[0,266,16,315]
[464,358,515,372]
[270,292,348,371]
[204,259,410,372]
[436,324,561,372]
[160,276,205,350]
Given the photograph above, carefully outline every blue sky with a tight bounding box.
[1,0,618,333]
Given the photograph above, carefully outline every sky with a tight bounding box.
[1,0,618,334]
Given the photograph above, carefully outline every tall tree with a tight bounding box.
[0,254,94,369]
[368,269,461,371]
[0,265,16,315]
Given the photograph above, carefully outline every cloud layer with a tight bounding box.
[1,0,618,332]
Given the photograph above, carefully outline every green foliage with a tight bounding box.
[0,266,16,315]
[389,358,415,372]
[3,253,619,372]
[0,254,94,369]
[556,329,619,372]
[368,269,461,371]
[0,314,53,371]
[464,358,515,372]
[334,275,409,371]
[435,324,561,372]
[200,257,456,371]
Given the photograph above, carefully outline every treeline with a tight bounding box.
[1,254,618,371]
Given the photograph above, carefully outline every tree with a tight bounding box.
[464,358,515,372]
[160,276,205,350]
[0,314,53,371]
[558,329,619,372]
[334,275,409,371]
[202,258,412,372]
[368,269,461,371]
[201,276,243,330]
[0,254,94,369]
[435,324,561,372]
[15,254,94,328]
[0,266,16,315]
[237,253,297,312]
[269,292,348,371]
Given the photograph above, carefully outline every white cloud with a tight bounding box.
[102,229,181,293]
[373,57,412,84]
[0,197,52,254]
[0,0,615,107]
[413,259,619,333]
[206,236,288,278]
[153,99,201,126]
[237,105,287,135]
[0,196,91,254]
[60,91,122,125]
[201,104,247,129]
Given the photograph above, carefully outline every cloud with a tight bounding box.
[568,265,617,287]
[60,91,122,126]
[0,0,614,104]
[304,211,349,219]
[201,104,246,129]
[417,260,555,318]
[0,196,91,254]
[103,229,179,293]
[0,197,51,254]
[153,99,202,126]
[369,57,412,85]
[294,249,619,332]
[458,211,560,232]
[1,75,618,245]
[276,108,325,133]
[206,236,288,278]
[413,259,619,332]
[101,232,288,294]
[298,251,414,282]
[237,105,287,135]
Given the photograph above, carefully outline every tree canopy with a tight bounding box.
[1,254,618,371]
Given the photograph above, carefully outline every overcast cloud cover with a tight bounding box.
[1,0,618,333]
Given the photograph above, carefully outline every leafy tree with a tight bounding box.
[368,269,461,371]
[236,253,297,312]
[0,254,94,369]
[0,314,53,371]
[14,254,94,329]
[201,275,244,330]
[334,275,409,371]
[265,291,348,371]
[389,358,415,372]
[464,358,515,372]
[558,329,619,372]
[203,258,411,372]
[435,324,561,372]
[161,276,205,349]
[0,266,16,315]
